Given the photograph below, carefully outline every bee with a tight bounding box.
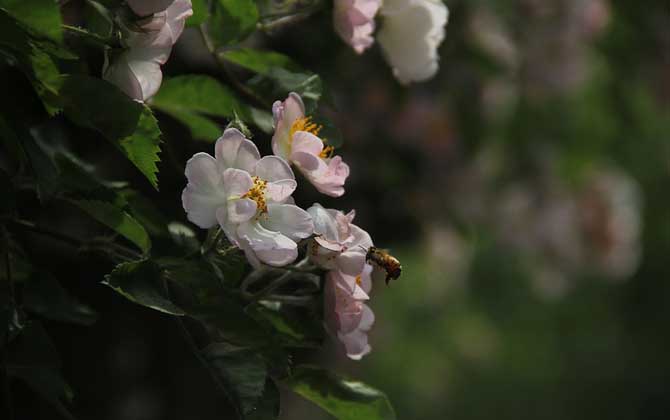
[365,246,402,285]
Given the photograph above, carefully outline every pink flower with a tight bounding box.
[324,265,375,360]
[182,128,314,267]
[333,0,382,54]
[272,93,350,197]
[103,0,193,101]
[307,203,373,276]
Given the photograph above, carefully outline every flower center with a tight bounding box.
[319,145,334,159]
[355,275,362,286]
[290,116,322,140]
[242,176,268,214]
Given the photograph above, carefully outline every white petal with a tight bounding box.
[266,180,297,203]
[291,131,324,156]
[237,221,298,267]
[182,153,225,228]
[338,329,371,360]
[222,168,254,198]
[215,128,261,172]
[260,204,314,242]
[336,251,367,276]
[227,198,257,223]
[308,203,341,241]
[254,156,295,182]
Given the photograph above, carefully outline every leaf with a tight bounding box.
[207,0,259,46]
[23,272,98,326]
[81,0,114,40]
[151,75,250,141]
[187,0,209,27]
[104,259,186,316]
[284,366,396,420]
[21,127,60,201]
[70,199,151,253]
[220,48,299,75]
[1,0,64,42]
[60,75,162,189]
[247,378,281,420]
[203,342,268,417]
[247,303,323,348]
[122,189,170,237]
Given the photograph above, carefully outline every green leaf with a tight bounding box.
[188,0,209,27]
[247,378,280,420]
[104,259,186,315]
[20,128,60,201]
[60,75,163,189]
[220,48,299,76]
[23,272,98,326]
[151,75,250,141]
[81,0,114,40]
[203,342,268,417]
[70,199,151,253]
[284,366,396,420]
[207,0,259,46]
[247,303,323,348]
[1,0,64,42]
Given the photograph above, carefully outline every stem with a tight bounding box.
[11,219,82,248]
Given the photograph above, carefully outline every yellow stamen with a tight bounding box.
[290,117,322,144]
[319,145,334,159]
[242,176,268,214]
[355,275,362,286]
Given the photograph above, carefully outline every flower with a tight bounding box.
[272,93,350,197]
[377,0,449,84]
[324,264,375,360]
[103,0,193,101]
[333,0,382,54]
[182,128,314,267]
[307,203,373,276]
[127,0,176,17]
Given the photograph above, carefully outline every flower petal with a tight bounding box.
[222,168,254,197]
[260,204,314,242]
[215,128,261,173]
[272,92,306,159]
[182,153,225,228]
[266,180,297,203]
[227,198,257,223]
[237,221,298,267]
[292,131,324,156]
[254,156,295,182]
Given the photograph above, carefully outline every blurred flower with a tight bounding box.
[272,93,350,197]
[377,0,449,84]
[182,128,313,267]
[307,203,373,276]
[333,0,381,54]
[103,0,192,101]
[324,264,375,360]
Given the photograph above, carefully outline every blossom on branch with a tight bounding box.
[324,264,375,360]
[182,128,314,267]
[333,0,382,54]
[307,203,373,276]
[103,0,193,101]
[272,93,350,197]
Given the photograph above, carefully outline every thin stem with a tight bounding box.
[11,219,82,248]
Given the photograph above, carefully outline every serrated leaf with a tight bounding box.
[104,259,185,315]
[203,342,268,417]
[151,75,251,142]
[284,366,396,420]
[206,0,259,46]
[1,0,64,42]
[70,199,151,253]
[60,75,162,189]
[23,272,98,326]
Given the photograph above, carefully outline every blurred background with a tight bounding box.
[9,0,670,419]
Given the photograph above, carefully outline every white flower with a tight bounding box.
[182,128,314,267]
[377,0,449,84]
[272,93,350,197]
[307,203,373,276]
[103,0,193,101]
[333,0,382,54]
[324,264,375,360]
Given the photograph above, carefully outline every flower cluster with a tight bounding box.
[103,0,193,102]
[182,93,378,359]
[333,0,449,83]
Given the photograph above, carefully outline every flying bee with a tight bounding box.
[365,246,402,285]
